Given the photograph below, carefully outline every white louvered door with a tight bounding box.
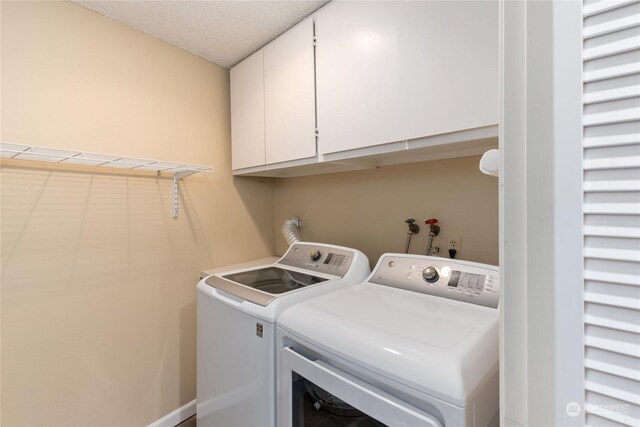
[583,1,640,426]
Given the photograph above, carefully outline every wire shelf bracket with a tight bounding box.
[172,170,200,219]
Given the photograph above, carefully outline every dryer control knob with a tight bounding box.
[422,266,439,283]
[309,250,322,262]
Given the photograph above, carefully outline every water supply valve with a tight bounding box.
[424,218,440,256]
[425,218,440,235]
[403,218,420,253]
[405,218,420,234]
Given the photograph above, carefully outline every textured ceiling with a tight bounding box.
[73,1,329,68]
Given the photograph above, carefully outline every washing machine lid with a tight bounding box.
[205,266,330,307]
[201,242,368,308]
[278,282,499,407]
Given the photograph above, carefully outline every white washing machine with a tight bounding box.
[196,242,370,427]
[276,253,500,427]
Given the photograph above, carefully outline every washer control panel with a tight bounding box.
[370,255,500,308]
[278,243,353,277]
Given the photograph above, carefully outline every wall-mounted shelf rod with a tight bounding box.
[0,142,214,219]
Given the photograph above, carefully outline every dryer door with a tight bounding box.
[279,347,443,427]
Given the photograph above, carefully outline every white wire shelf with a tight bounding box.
[0,142,214,177]
[0,141,214,218]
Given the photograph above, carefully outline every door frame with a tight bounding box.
[500,0,584,425]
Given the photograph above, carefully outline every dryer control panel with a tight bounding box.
[370,254,500,308]
[277,243,354,278]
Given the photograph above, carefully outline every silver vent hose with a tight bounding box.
[281,216,303,245]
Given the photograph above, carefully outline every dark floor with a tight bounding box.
[177,415,196,427]
[176,392,385,427]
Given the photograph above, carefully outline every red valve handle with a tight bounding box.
[425,218,438,225]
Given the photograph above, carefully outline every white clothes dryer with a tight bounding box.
[276,253,500,427]
[196,242,370,427]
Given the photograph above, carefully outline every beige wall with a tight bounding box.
[1,2,499,426]
[0,2,274,426]
[274,156,499,267]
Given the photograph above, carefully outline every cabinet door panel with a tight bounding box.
[316,2,401,155]
[316,1,498,155]
[231,50,265,170]
[264,18,316,164]
[397,1,498,140]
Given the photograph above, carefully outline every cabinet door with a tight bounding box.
[264,18,316,164]
[231,49,265,170]
[316,1,499,155]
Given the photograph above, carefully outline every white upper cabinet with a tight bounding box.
[315,1,499,155]
[231,49,265,170]
[230,1,499,177]
[264,18,316,164]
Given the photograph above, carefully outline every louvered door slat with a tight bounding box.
[584,84,640,104]
[584,181,640,192]
[585,304,640,333]
[583,122,640,148]
[583,26,640,60]
[583,1,640,425]
[586,403,640,426]
[585,379,640,406]
[584,270,640,286]
[586,347,640,380]
[585,247,640,262]
[583,203,640,214]
[584,0,640,18]
[585,415,629,427]
[584,155,640,169]
[584,73,640,104]
[583,50,640,83]
[585,280,640,309]
[584,2,640,38]
[584,108,640,126]
[584,61,640,83]
[585,291,640,310]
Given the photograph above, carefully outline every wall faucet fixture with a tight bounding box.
[403,218,420,253]
[424,218,440,256]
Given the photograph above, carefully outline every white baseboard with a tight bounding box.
[147,399,196,427]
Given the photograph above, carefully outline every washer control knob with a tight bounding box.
[422,266,439,283]
[309,250,322,262]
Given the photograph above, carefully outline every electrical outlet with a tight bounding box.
[449,237,461,249]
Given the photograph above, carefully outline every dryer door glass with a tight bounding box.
[292,374,387,427]
[280,348,443,427]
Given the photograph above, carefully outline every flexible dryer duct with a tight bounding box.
[281,216,303,245]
